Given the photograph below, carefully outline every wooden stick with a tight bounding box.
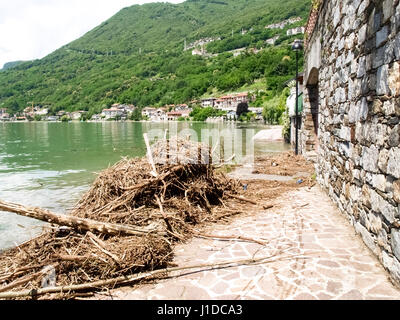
[193,232,267,246]
[225,193,258,205]
[0,200,161,237]
[122,165,185,191]
[214,211,241,220]
[155,195,173,233]
[0,263,59,293]
[87,232,121,264]
[0,253,306,299]
[0,272,42,293]
[143,133,158,177]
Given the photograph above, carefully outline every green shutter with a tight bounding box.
[297,93,303,113]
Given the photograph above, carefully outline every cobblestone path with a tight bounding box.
[96,185,400,300]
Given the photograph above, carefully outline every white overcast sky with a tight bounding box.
[0,0,184,68]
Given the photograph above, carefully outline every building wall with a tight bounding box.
[303,0,400,283]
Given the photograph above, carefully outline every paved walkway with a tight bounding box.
[95,184,400,300]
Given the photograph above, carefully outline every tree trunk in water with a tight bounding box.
[0,200,163,237]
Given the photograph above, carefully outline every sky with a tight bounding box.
[0,0,184,69]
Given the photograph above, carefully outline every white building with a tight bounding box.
[71,111,87,120]
[287,27,305,36]
[35,108,49,116]
[201,98,217,108]
[102,108,125,119]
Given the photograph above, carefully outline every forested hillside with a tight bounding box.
[0,0,310,115]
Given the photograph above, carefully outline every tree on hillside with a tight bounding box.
[236,102,249,118]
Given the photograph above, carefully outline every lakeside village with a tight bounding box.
[0,91,266,123]
[0,16,307,125]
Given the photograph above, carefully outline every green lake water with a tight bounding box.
[0,121,290,250]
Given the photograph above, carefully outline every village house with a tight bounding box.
[167,111,185,121]
[70,111,87,120]
[286,26,305,36]
[112,103,135,114]
[34,107,49,116]
[201,98,217,108]
[0,108,10,121]
[266,35,280,46]
[213,92,250,111]
[174,104,190,111]
[151,109,167,122]
[265,16,302,30]
[102,106,125,120]
[142,107,157,119]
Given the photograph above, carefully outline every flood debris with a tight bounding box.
[0,137,250,299]
[0,138,315,300]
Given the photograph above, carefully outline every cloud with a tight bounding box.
[0,0,184,68]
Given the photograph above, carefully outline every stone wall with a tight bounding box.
[303,0,400,283]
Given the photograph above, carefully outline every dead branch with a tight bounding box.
[225,193,258,205]
[0,200,162,237]
[87,232,121,264]
[193,232,267,246]
[0,253,306,299]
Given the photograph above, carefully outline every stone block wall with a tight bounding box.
[303,0,400,283]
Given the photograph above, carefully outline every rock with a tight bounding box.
[357,97,369,120]
[355,222,379,255]
[393,180,400,203]
[388,62,400,97]
[362,145,379,173]
[383,100,396,116]
[383,0,394,23]
[377,65,390,95]
[368,212,383,234]
[373,46,385,69]
[376,26,389,47]
[378,148,389,173]
[358,24,368,45]
[357,56,366,78]
[387,148,400,179]
[388,125,400,147]
[391,229,400,261]
[373,99,384,114]
[395,33,400,60]
[372,174,387,192]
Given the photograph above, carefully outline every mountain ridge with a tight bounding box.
[0,0,310,114]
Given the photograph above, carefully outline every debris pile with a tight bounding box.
[0,137,241,299]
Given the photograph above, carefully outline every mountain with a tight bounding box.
[1,61,27,71]
[0,0,310,114]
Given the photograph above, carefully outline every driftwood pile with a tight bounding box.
[0,137,248,299]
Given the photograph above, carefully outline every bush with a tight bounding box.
[190,107,226,122]
[130,108,143,121]
[61,115,70,122]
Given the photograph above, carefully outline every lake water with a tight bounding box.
[0,122,290,250]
